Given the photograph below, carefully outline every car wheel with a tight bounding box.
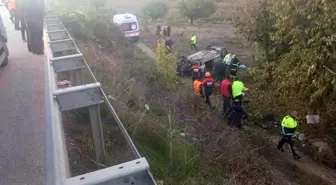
[0,57,8,67]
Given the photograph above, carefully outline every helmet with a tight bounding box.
[205,72,211,77]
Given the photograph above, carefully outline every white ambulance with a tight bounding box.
[112,13,140,41]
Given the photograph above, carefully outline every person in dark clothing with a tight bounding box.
[214,62,228,82]
[162,26,168,37]
[228,55,240,78]
[17,0,26,41]
[156,23,161,37]
[201,72,217,107]
[277,111,300,159]
[227,99,249,129]
[220,77,232,116]
[23,0,44,55]
[165,37,173,53]
[167,25,171,37]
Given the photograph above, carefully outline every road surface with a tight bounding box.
[0,7,45,185]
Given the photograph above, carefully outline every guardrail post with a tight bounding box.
[89,104,106,163]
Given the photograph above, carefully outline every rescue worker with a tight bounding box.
[214,62,227,82]
[223,53,232,64]
[277,111,300,159]
[165,37,173,53]
[201,72,216,107]
[23,0,44,55]
[228,55,241,78]
[190,34,198,52]
[227,99,249,129]
[193,79,204,98]
[191,61,201,81]
[232,80,248,105]
[220,77,233,115]
[156,23,161,37]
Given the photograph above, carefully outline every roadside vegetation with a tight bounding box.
[51,0,336,184]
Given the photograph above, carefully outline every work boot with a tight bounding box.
[293,155,301,160]
[277,147,284,152]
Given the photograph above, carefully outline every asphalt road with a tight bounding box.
[0,7,45,185]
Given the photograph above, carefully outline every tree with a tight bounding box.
[178,0,216,24]
[156,40,177,89]
[233,0,336,139]
[143,1,169,21]
[91,0,106,9]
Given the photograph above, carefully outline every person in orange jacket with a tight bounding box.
[193,79,204,98]
[201,72,217,107]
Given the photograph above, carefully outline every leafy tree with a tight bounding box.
[90,0,106,9]
[233,0,336,139]
[178,0,216,24]
[156,40,177,89]
[143,1,169,21]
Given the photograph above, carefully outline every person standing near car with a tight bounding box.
[227,99,249,129]
[220,77,233,116]
[190,34,198,52]
[201,72,217,107]
[232,80,248,105]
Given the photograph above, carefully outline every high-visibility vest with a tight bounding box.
[8,0,16,10]
[193,80,202,96]
[281,115,297,128]
[223,53,232,64]
[191,35,197,44]
[232,80,244,98]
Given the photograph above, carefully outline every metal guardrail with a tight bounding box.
[44,8,156,185]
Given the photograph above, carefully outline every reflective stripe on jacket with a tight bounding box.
[223,53,232,64]
[202,77,216,96]
[281,115,297,135]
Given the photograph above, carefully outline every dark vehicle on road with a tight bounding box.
[177,45,227,76]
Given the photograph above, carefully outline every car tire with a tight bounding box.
[0,57,8,67]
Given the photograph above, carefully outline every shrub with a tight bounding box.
[156,40,178,89]
[143,1,169,21]
[178,0,217,24]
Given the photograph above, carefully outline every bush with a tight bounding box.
[143,1,169,21]
[178,0,217,24]
[156,40,178,89]
[234,0,336,142]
